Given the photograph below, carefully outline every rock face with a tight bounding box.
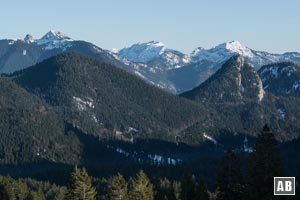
[181,55,265,104]
[24,34,34,44]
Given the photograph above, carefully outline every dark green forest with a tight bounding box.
[0,125,298,200]
[0,53,299,199]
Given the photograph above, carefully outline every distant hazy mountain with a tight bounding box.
[169,41,300,93]
[0,30,125,73]
[118,41,190,69]
[116,40,300,93]
[1,31,300,94]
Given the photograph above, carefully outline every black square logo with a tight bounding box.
[274,177,295,195]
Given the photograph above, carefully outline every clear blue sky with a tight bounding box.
[1,0,299,53]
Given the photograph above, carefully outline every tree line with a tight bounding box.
[0,124,296,199]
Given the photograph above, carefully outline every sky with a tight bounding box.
[1,0,300,54]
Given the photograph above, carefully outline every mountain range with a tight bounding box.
[0,52,299,166]
[2,30,300,94]
[0,30,300,167]
[181,55,300,140]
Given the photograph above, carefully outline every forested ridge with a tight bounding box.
[1,125,297,199]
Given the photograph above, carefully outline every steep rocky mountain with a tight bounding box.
[258,62,300,96]
[181,55,300,140]
[12,52,219,144]
[0,30,126,74]
[181,55,265,103]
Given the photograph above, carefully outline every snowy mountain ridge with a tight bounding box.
[22,30,74,50]
[118,41,166,63]
[117,41,191,69]
[1,30,300,94]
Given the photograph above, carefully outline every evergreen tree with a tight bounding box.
[194,178,209,200]
[181,174,196,200]
[128,170,153,200]
[107,173,128,200]
[246,124,283,200]
[0,176,29,200]
[0,184,9,200]
[155,178,178,200]
[66,166,97,200]
[25,191,45,200]
[216,149,243,200]
[171,181,181,200]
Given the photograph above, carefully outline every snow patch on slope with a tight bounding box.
[257,79,265,101]
[73,96,94,111]
[203,133,217,144]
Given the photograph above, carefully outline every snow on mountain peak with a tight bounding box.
[36,30,73,45]
[191,40,255,64]
[216,40,254,58]
[118,41,166,63]
[225,40,244,50]
[35,30,73,50]
[191,47,205,57]
[45,30,71,40]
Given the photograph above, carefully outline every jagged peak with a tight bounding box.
[43,30,71,40]
[24,34,34,43]
[190,47,205,57]
[35,30,73,45]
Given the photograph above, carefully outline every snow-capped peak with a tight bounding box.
[215,40,254,57]
[221,40,245,51]
[191,40,255,64]
[118,41,166,63]
[34,30,73,50]
[36,30,73,45]
[43,30,71,41]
